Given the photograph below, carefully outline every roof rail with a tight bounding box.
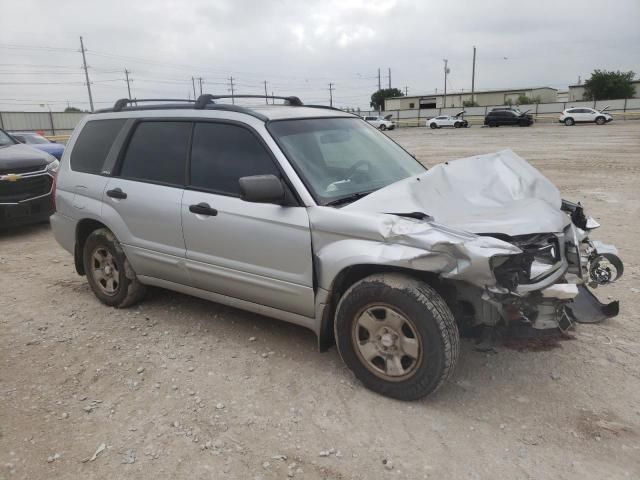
[195,94,303,108]
[112,98,195,112]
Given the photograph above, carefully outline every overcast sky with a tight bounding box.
[1,0,639,111]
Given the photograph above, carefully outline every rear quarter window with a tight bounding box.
[71,119,127,174]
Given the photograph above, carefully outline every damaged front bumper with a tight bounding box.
[487,205,623,331]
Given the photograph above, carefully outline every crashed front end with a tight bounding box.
[320,149,624,334]
[488,201,623,332]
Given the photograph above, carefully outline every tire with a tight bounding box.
[379,124,387,131]
[595,116,605,125]
[564,117,575,126]
[429,123,437,129]
[334,273,459,400]
[454,122,461,128]
[83,227,146,308]
[518,120,529,127]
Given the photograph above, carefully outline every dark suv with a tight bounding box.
[0,128,59,227]
[484,108,533,127]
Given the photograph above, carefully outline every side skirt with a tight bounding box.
[137,275,320,333]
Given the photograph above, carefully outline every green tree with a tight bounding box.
[583,70,636,100]
[516,94,541,105]
[462,100,478,107]
[370,88,404,111]
[64,106,83,113]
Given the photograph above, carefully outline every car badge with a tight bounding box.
[3,173,21,182]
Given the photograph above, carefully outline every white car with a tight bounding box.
[427,111,469,129]
[559,106,612,126]
[364,115,395,130]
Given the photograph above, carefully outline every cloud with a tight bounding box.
[0,0,638,110]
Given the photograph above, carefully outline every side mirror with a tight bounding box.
[239,174,285,204]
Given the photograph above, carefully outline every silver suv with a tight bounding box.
[51,95,623,400]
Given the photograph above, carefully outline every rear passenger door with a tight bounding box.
[102,121,191,284]
[181,121,314,317]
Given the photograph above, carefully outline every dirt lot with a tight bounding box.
[1,122,639,480]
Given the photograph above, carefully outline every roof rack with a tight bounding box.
[112,98,195,112]
[98,94,348,121]
[194,94,303,109]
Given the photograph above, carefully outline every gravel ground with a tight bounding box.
[1,121,639,480]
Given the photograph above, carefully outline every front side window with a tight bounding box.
[119,121,191,185]
[71,119,126,174]
[189,122,280,196]
[269,118,424,205]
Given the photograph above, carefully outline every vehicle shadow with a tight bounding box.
[0,220,51,239]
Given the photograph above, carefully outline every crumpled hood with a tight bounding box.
[345,149,570,237]
[0,143,55,171]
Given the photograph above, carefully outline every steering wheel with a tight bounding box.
[345,160,370,181]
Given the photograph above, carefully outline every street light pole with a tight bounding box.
[471,46,476,105]
[443,59,449,109]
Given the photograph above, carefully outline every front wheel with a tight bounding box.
[454,122,461,128]
[595,116,606,125]
[334,273,459,400]
[83,228,146,308]
[379,124,387,131]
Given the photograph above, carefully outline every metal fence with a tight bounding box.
[0,111,87,137]
[363,97,640,127]
[2,98,639,137]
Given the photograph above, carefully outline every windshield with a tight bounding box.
[0,130,17,148]
[269,118,425,205]
[22,134,51,144]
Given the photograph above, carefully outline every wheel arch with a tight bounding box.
[317,263,443,351]
[74,218,111,275]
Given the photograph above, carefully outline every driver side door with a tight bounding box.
[181,121,315,317]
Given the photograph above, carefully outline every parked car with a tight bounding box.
[0,128,58,227]
[51,95,623,400]
[484,108,533,127]
[427,111,469,129]
[10,131,65,159]
[364,114,395,130]
[559,106,612,126]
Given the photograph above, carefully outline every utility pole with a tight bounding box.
[124,69,132,99]
[471,46,476,105]
[271,91,274,104]
[229,76,235,104]
[388,67,391,89]
[443,59,449,109]
[263,81,268,104]
[197,77,203,96]
[329,83,334,107]
[191,77,197,99]
[79,36,94,112]
[378,68,381,91]
[404,86,408,96]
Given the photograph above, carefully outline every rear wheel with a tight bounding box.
[595,116,606,125]
[564,117,575,126]
[429,123,437,129]
[334,273,459,400]
[83,228,146,308]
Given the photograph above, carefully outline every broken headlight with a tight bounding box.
[491,233,563,289]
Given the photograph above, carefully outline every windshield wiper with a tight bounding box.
[324,190,374,207]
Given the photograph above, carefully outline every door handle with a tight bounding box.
[106,188,127,199]
[189,202,218,216]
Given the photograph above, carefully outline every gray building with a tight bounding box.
[385,86,558,110]
[568,80,640,101]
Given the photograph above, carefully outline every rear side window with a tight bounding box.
[189,122,279,196]
[119,121,191,186]
[71,119,126,174]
